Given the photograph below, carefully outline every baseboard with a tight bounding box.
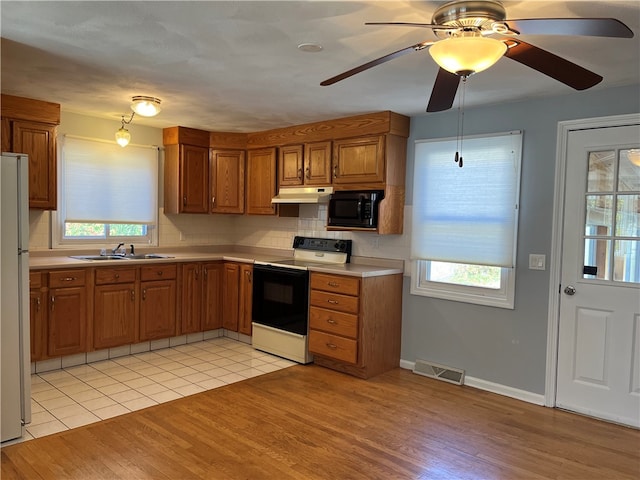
[399,360,545,406]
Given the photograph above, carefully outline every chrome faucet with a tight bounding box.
[112,243,125,255]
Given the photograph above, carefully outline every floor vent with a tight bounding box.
[413,360,465,385]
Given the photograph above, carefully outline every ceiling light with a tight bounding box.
[130,96,162,117]
[429,36,507,76]
[115,126,131,147]
[627,149,640,166]
[297,43,323,53]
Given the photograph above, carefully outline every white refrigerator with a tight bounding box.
[1,153,31,442]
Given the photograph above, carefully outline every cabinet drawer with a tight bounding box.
[141,264,177,281]
[95,268,137,285]
[309,330,357,364]
[311,273,359,296]
[310,290,359,314]
[309,306,358,339]
[49,269,86,288]
[30,271,43,289]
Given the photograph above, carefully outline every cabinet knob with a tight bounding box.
[131,290,135,301]
[212,196,216,207]
[183,196,187,206]
[327,282,339,287]
[333,164,338,178]
[157,270,163,276]
[305,167,310,180]
[35,297,41,312]
[298,168,303,180]
[326,343,337,350]
[326,318,337,325]
[114,273,120,279]
[327,299,339,305]
[62,277,76,282]
[142,288,146,301]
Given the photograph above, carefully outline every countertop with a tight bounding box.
[29,248,404,278]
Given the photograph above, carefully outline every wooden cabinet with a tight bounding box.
[210,149,245,214]
[180,263,203,334]
[1,94,60,210]
[140,264,177,341]
[29,272,47,362]
[93,268,137,349]
[309,271,403,379]
[202,263,224,331]
[278,141,331,187]
[246,148,277,215]
[238,264,253,336]
[48,269,88,357]
[222,263,240,331]
[332,136,385,185]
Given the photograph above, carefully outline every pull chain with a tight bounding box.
[455,76,467,168]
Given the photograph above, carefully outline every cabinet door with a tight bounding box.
[94,284,136,349]
[180,144,210,213]
[202,263,223,331]
[278,145,303,187]
[222,263,240,331]
[238,264,253,336]
[12,120,57,209]
[180,263,203,334]
[246,148,277,215]
[211,149,245,214]
[48,286,87,357]
[333,136,385,185]
[30,289,47,362]
[304,141,332,185]
[140,280,177,341]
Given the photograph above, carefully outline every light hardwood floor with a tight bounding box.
[2,365,639,479]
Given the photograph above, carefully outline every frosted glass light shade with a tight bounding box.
[115,127,131,147]
[429,37,507,76]
[130,96,162,117]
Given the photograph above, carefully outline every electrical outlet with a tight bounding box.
[529,254,546,270]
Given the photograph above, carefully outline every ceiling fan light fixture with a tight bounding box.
[130,95,162,117]
[429,36,507,76]
[115,126,131,147]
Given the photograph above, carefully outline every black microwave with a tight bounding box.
[328,190,383,229]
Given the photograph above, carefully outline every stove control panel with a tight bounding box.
[292,236,352,256]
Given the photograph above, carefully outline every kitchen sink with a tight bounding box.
[70,254,174,261]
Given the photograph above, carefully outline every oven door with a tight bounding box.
[252,265,309,336]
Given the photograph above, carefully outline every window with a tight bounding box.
[411,131,522,308]
[53,136,159,247]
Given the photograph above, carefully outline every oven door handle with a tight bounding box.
[254,264,308,277]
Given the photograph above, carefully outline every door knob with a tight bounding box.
[564,285,576,296]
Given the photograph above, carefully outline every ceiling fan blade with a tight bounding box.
[320,41,433,86]
[365,22,451,31]
[504,18,634,38]
[427,68,460,112]
[503,39,602,90]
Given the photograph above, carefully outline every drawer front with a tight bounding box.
[141,264,177,281]
[309,306,358,339]
[310,290,359,315]
[30,271,43,289]
[49,269,86,288]
[311,273,359,296]
[309,330,357,364]
[95,268,137,285]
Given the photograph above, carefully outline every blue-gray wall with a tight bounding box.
[401,84,640,395]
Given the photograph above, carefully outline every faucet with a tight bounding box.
[112,243,125,255]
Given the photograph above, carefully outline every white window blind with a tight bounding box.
[62,137,158,224]
[411,131,522,268]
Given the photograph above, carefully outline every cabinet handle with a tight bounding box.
[326,343,337,350]
[183,196,187,206]
[305,167,310,180]
[204,267,208,279]
[131,290,135,301]
[61,277,76,282]
[142,288,146,301]
[195,268,199,281]
[333,164,338,178]
[35,297,41,312]
[327,282,339,287]
[212,196,216,207]
[157,270,163,276]
[327,299,339,305]
[298,168,303,180]
[50,296,55,311]
[114,273,120,279]
[326,318,337,325]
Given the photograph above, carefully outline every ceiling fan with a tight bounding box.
[320,0,634,112]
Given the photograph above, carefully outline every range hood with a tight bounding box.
[271,186,334,204]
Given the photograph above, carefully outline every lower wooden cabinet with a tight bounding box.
[309,271,402,379]
[139,264,177,341]
[180,263,203,334]
[29,272,47,362]
[93,267,137,350]
[202,263,223,330]
[222,262,253,334]
[238,264,253,336]
[48,269,88,357]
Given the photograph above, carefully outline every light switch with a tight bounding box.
[529,254,546,270]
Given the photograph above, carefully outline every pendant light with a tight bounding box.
[115,113,134,147]
[115,95,163,147]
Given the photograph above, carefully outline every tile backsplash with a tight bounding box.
[28,204,411,264]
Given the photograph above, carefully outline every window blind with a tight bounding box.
[411,131,522,268]
[62,137,158,224]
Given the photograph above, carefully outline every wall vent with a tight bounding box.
[413,359,465,385]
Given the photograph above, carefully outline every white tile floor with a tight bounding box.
[13,338,294,444]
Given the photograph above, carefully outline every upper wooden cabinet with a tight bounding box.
[278,141,332,187]
[211,149,245,214]
[1,94,60,210]
[246,148,277,215]
[332,136,385,186]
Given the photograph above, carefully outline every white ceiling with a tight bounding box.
[1,1,638,132]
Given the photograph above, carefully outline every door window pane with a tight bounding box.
[614,240,639,283]
[587,151,615,192]
[616,195,639,237]
[583,238,610,280]
[619,149,640,191]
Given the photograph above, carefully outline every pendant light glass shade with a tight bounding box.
[429,37,507,76]
[130,96,162,117]
[115,127,131,147]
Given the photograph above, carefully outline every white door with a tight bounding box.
[556,123,640,427]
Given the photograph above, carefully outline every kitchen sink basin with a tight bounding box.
[70,255,128,261]
[125,254,174,260]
